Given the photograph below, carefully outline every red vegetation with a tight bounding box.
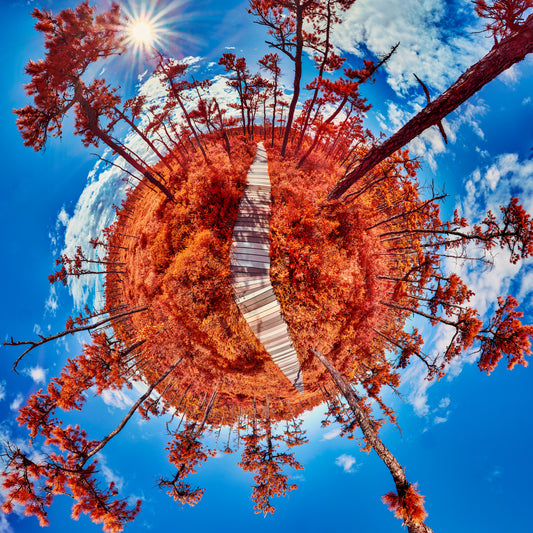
[383,484,428,525]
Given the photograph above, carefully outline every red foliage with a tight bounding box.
[478,295,533,373]
[475,0,532,41]
[382,484,428,525]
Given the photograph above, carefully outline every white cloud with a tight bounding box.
[9,394,24,412]
[333,0,488,95]
[60,165,129,310]
[335,454,357,473]
[439,397,450,409]
[476,146,489,158]
[101,388,135,410]
[0,511,13,533]
[57,207,70,227]
[405,370,430,416]
[434,416,448,424]
[0,382,6,402]
[24,366,47,385]
[137,69,148,83]
[45,285,58,314]
[322,428,341,440]
[100,455,125,491]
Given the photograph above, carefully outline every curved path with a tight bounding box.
[230,143,304,393]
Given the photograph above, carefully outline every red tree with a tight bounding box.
[14,3,173,200]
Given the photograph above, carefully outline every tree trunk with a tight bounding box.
[281,3,305,157]
[297,94,349,167]
[271,73,278,147]
[312,348,433,533]
[113,107,173,173]
[74,83,174,200]
[295,0,332,154]
[82,357,183,464]
[328,14,533,200]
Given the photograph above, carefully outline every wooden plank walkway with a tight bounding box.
[230,142,304,393]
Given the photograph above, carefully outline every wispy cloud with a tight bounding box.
[322,428,341,441]
[101,388,135,410]
[45,285,58,314]
[439,397,450,409]
[9,394,24,412]
[486,466,503,484]
[57,206,70,227]
[0,510,14,533]
[335,454,357,473]
[0,382,6,402]
[99,455,125,491]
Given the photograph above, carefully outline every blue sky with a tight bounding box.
[1,0,533,532]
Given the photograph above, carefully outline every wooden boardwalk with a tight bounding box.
[230,143,304,393]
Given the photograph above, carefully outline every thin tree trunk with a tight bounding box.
[297,94,349,167]
[81,357,183,464]
[281,3,305,157]
[295,0,333,153]
[113,107,173,172]
[312,348,433,533]
[74,85,174,199]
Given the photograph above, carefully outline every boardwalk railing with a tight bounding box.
[230,143,304,393]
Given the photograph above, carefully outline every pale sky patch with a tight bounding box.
[0,513,13,533]
[100,455,125,491]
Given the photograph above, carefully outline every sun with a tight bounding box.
[130,19,155,46]
[120,0,184,57]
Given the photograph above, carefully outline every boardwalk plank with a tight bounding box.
[230,142,304,393]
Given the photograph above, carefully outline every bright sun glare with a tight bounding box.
[130,20,154,45]
[121,0,189,65]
